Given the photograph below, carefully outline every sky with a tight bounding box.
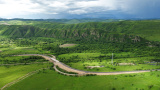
[0,0,160,19]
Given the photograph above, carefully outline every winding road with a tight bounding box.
[2,54,159,90]
[17,54,160,76]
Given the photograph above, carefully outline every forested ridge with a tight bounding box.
[1,20,160,42]
[0,20,159,57]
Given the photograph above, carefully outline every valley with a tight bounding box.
[0,20,160,90]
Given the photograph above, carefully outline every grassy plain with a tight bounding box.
[7,70,160,90]
[58,53,104,59]
[0,63,53,89]
[0,47,44,56]
[58,53,160,72]
[59,44,78,48]
[0,42,52,89]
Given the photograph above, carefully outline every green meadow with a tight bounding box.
[0,63,53,89]
[7,70,160,90]
[0,47,46,56]
[58,53,160,72]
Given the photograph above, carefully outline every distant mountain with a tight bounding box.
[0,18,121,24]
[0,18,7,21]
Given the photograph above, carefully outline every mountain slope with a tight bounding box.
[0,20,160,42]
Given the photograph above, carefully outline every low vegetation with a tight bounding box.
[0,20,160,90]
[0,63,53,89]
[7,70,160,90]
[58,53,160,72]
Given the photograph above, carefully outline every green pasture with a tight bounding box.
[58,53,160,72]
[59,44,78,48]
[70,62,160,72]
[0,63,53,89]
[0,56,47,64]
[58,53,103,59]
[7,70,160,90]
[57,52,136,59]
[0,47,44,55]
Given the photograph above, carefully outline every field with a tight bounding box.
[59,44,77,48]
[0,44,53,89]
[7,70,160,90]
[57,53,160,72]
[0,63,53,89]
[0,47,43,55]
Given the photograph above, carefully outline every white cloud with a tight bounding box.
[70,0,121,14]
[0,0,44,17]
[0,0,5,4]
[0,0,122,17]
[48,1,68,8]
[75,0,119,10]
[68,9,87,14]
[0,0,160,19]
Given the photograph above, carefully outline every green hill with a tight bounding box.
[0,20,160,42]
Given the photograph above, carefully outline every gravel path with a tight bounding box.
[1,54,159,89]
[17,54,160,76]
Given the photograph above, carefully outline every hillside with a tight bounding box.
[0,20,160,42]
[0,26,145,44]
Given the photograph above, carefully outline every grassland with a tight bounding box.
[7,70,160,90]
[0,42,53,89]
[0,46,47,56]
[0,56,47,64]
[0,63,53,89]
[0,37,44,55]
[58,53,160,72]
[58,53,104,59]
[59,44,77,48]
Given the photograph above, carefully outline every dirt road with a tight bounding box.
[18,54,160,76]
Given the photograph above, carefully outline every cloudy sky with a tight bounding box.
[0,0,160,19]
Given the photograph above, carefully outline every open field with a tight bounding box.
[58,53,160,72]
[70,62,160,72]
[58,53,105,59]
[59,44,77,48]
[0,63,53,89]
[7,70,160,90]
[0,56,47,64]
[0,47,45,56]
